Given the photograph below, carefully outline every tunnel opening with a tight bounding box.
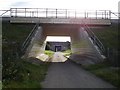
[55,45,61,52]
[45,36,71,52]
[45,36,71,62]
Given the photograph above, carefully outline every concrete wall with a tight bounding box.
[24,23,105,63]
[24,26,46,58]
[46,42,70,51]
[10,17,111,25]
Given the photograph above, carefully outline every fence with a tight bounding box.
[105,48,119,66]
[0,10,10,16]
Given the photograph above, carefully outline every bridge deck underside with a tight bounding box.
[10,17,111,25]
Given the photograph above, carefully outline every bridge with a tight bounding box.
[1,8,119,65]
[1,8,118,25]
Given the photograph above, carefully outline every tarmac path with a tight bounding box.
[41,52,115,88]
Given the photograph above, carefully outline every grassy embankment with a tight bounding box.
[44,50,54,58]
[83,21,119,87]
[90,22,118,49]
[2,21,49,88]
[62,49,72,57]
[83,61,120,88]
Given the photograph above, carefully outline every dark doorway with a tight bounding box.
[55,46,61,52]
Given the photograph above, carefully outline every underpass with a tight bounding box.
[1,8,118,88]
[6,8,115,64]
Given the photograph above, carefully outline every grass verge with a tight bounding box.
[44,50,54,57]
[2,21,49,89]
[82,61,120,88]
[62,49,72,57]
[3,59,49,88]
[90,23,118,49]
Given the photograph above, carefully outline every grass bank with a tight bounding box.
[62,49,72,57]
[2,21,49,88]
[2,22,34,44]
[82,61,120,88]
[90,21,119,66]
[44,50,54,57]
[3,60,49,88]
[90,22,118,49]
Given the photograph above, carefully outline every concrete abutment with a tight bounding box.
[23,24,104,64]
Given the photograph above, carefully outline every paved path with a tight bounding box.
[41,53,115,88]
[50,52,67,62]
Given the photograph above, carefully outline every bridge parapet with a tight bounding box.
[1,8,117,25]
[10,17,111,25]
[10,8,111,19]
[9,8,113,25]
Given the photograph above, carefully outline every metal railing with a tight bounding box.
[110,12,119,19]
[83,23,105,55]
[10,8,113,19]
[21,23,39,54]
[0,10,10,16]
[1,8,119,19]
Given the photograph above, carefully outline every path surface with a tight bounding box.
[50,52,67,62]
[41,52,115,88]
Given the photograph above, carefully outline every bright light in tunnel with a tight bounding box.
[46,36,71,42]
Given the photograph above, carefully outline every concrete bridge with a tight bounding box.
[9,8,112,25]
[1,8,118,65]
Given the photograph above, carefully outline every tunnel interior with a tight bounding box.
[45,36,71,52]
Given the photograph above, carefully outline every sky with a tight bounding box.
[0,0,119,12]
[46,36,71,42]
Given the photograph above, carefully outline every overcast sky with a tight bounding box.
[0,0,119,12]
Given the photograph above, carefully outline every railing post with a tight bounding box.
[105,10,106,19]
[37,8,38,17]
[96,10,97,19]
[15,8,17,17]
[10,8,12,17]
[109,10,111,19]
[56,9,57,18]
[75,11,76,18]
[106,11,108,19]
[32,11,34,17]
[87,12,88,18]
[102,12,103,19]
[66,9,67,18]
[85,12,86,19]
[46,8,48,18]
[25,8,26,17]
[30,11,31,17]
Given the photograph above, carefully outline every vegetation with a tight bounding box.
[90,23,118,49]
[2,21,49,88]
[83,22,119,86]
[82,61,120,88]
[0,81,2,90]
[62,49,71,53]
[3,60,49,88]
[90,22,119,66]
[2,22,34,44]
[44,50,54,57]
[62,49,72,57]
